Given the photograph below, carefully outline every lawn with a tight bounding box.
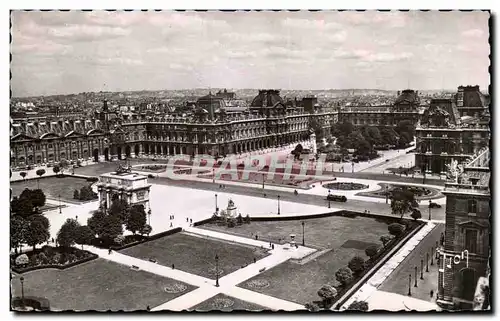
[119,233,269,279]
[201,214,395,249]
[209,214,415,305]
[190,293,266,312]
[10,258,195,311]
[10,176,95,202]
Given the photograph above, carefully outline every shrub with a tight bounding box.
[388,223,405,237]
[114,235,125,245]
[365,245,380,259]
[380,234,394,247]
[305,302,321,312]
[52,252,61,264]
[140,224,152,236]
[227,219,236,228]
[245,214,251,224]
[410,209,422,220]
[348,256,366,275]
[86,177,98,182]
[347,301,369,311]
[335,267,353,286]
[73,190,80,200]
[317,285,337,306]
[15,254,29,266]
[37,252,49,265]
[236,214,243,225]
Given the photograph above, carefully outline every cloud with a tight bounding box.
[364,52,414,62]
[282,18,341,31]
[47,24,130,41]
[327,30,347,43]
[462,29,485,37]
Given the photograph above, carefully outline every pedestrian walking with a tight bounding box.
[186,218,189,223]
[172,264,175,269]
[430,290,434,299]
[253,257,256,264]
[190,218,193,224]
[170,222,173,228]
[255,234,258,240]
[147,305,151,311]
[108,248,112,255]
[272,244,274,250]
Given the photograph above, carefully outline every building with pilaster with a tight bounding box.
[437,148,490,310]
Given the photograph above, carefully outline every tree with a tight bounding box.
[73,189,80,200]
[244,214,251,224]
[87,210,107,237]
[29,214,50,231]
[236,213,243,225]
[380,127,398,146]
[75,225,94,250]
[317,285,337,307]
[53,165,61,176]
[59,159,69,174]
[335,267,353,286]
[11,196,33,218]
[347,301,369,311]
[364,127,382,146]
[390,188,415,218]
[292,144,304,160]
[109,199,129,223]
[348,256,366,275]
[126,204,147,234]
[365,245,380,260]
[24,218,50,252]
[30,189,46,210]
[100,215,123,243]
[355,139,372,157]
[140,224,152,236]
[380,234,394,247]
[36,169,46,189]
[388,223,405,238]
[410,209,422,221]
[57,218,81,248]
[305,302,321,312]
[19,171,27,180]
[10,216,27,254]
[395,120,416,138]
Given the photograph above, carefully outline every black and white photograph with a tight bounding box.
[8,8,491,313]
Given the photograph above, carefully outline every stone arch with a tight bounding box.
[134,144,140,156]
[144,144,149,155]
[93,149,99,162]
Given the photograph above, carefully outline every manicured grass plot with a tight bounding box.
[11,176,94,202]
[190,293,266,312]
[119,233,269,279]
[201,214,392,249]
[10,259,195,311]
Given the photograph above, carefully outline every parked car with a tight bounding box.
[429,202,442,208]
[326,194,347,202]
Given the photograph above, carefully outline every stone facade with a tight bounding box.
[438,148,490,310]
[415,86,490,174]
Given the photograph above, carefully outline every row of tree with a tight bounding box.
[11,214,50,254]
[11,188,46,218]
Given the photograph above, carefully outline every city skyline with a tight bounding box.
[11,10,490,97]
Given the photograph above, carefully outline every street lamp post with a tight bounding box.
[328,190,331,208]
[215,194,218,213]
[215,254,220,287]
[408,274,412,296]
[262,174,265,189]
[431,247,434,265]
[426,253,430,272]
[414,266,418,287]
[420,259,424,280]
[20,276,25,307]
[428,200,432,221]
[277,195,280,215]
[58,194,62,214]
[385,185,389,204]
[148,209,151,226]
[302,221,305,246]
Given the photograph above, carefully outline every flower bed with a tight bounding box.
[164,283,188,294]
[11,246,97,273]
[134,165,167,173]
[357,183,440,200]
[323,182,369,191]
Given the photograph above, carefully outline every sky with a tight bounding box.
[10,10,490,97]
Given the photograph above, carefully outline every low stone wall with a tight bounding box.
[11,253,98,274]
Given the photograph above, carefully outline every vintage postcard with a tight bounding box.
[9,9,491,312]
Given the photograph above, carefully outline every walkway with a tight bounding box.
[339,222,438,311]
[82,224,317,312]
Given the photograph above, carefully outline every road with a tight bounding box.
[378,223,445,302]
[149,176,446,221]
